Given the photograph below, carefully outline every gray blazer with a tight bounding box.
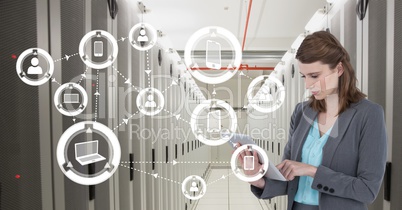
[251,99,387,210]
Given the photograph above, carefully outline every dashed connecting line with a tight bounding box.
[146,50,151,88]
[119,163,181,185]
[77,67,89,85]
[161,82,174,94]
[112,66,141,92]
[206,172,235,186]
[94,70,100,122]
[54,53,79,63]
[36,31,249,192]
[162,109,175,117]
[120,161,230,164]
[163,109,191,125]
[120,161,231,186]
[112,65,129,81]
[241,72,254,80]
[117,37,129,42]
[113,110,140,131]
[51,78,62,86]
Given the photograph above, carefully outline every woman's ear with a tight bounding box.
[337,62,344,77]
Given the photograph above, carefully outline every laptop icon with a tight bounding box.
[64,93,80,103]
[75,140,106,166]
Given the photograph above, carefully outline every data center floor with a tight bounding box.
[195,169,269,210]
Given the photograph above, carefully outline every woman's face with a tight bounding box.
[298,61,341,101]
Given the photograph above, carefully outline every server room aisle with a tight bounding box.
[195,169,267,210]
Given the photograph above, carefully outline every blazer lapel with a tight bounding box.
[293,104,318,161]
[321,107,357,166]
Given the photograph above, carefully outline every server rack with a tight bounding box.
[0,1,52,210]
[391,2,402,210]
[115,1,136,210]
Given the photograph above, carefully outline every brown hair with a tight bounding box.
[295,31,366,115]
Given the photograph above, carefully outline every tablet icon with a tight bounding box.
[206,40,221,70]
[207,110,221,133]
[93,41,104,57]
[75,140,106,166]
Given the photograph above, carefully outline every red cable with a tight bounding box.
[242,0,253,51]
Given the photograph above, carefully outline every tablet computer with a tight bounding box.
[228,133,287,181]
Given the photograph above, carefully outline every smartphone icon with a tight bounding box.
[94,41,103,57]
[206,40,221,70]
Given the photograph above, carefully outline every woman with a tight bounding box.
[248,31,387,210]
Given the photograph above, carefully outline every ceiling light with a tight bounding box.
[137,2,147,13]
[305,9,327,34]
[157,30,164,37]
[281,51,293,65]
[291,34,305,53]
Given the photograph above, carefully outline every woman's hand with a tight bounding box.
[236,143,266,189]
[276,159,317,181]
[238,144,263,176]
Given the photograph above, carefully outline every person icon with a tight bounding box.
[190,181,199,192]
[27,57,43,75]
[259,87,273,102]
[137,27,149,47]
[144,94,156,108]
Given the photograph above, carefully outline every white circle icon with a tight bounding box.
[56,121,121,185]
[247,75,285,113]
[190,99,237,146]
[54,83,88,116]
[16,48,54,86]
[136,88,165,116]
[230,144,269,182]
[79,30,118,69]
[129,23,158,51]
[184,26,242,84]
[181,175,207,200]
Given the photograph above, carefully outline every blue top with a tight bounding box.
[294,118,333,205]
